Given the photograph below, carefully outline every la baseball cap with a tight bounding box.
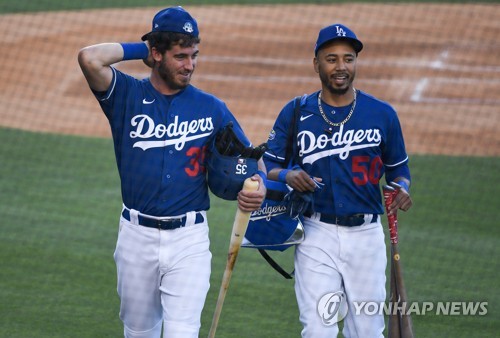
[141,6,199,41]
[314,24,363,55]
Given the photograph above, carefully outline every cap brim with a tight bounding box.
[141,32,151,41]
[316,37,363,55]
[350,39,363,53]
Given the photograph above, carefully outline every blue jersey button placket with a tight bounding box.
[160,111,175,205]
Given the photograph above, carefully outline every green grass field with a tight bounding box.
[0,127,498,337]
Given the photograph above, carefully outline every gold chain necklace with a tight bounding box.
[318,88,357,127]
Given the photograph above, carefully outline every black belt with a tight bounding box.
[304,211,378,227]
[122,209,204,230]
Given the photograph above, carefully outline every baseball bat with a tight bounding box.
[208,178,259,338]
[383,185,414,338]
[388,256,401,337]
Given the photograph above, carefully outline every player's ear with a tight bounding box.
[151,47,163,63]
[313,57,319,73]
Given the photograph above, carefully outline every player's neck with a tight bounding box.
[321,86,355,107]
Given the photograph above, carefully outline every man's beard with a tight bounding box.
[158,61,191,91]
[320,71,354,96]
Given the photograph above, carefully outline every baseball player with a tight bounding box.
[78,7,266,338]
[264,24,413,337]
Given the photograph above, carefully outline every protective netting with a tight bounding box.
[0,2,498,337]
[1,3,498,155]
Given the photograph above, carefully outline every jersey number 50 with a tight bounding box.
[352,155,383,185]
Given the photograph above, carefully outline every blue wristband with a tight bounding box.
[396,180,409,192]
[120,42,149,61]
[278,169,289,183]
[257,170,267,185]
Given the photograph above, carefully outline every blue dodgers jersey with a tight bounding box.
[94,67,250,216]
[264,90,409,215]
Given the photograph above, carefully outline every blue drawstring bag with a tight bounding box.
[243,180,304,252]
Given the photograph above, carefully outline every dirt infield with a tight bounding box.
[0,4,499,156]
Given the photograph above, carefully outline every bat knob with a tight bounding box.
[243,177,259,192]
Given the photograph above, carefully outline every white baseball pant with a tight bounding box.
[114,211,211,338]
[294,215,387,338]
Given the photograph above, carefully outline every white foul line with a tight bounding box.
[430,50,450,69]
[411,78,429,102]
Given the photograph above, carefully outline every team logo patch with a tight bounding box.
[268,129,276,141]
[335,25,347,37]
[129,115,214,151]
[250,203,287,221]
[183,22,194,33]
[298,125,382,164]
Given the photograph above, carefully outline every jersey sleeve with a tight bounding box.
[226,110,251,147]
[263,99,295,168]
[215,101,252,147]
[92,67,138,122]
[92,67,117,115]
[382,106,411,181]
[382,106,409,168]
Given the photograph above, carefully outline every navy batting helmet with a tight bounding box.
[206,150,258,200]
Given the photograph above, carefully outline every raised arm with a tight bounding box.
[78,41,151,92]
[77,43,126,92]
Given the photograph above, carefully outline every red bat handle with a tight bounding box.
[383,185,399,244]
